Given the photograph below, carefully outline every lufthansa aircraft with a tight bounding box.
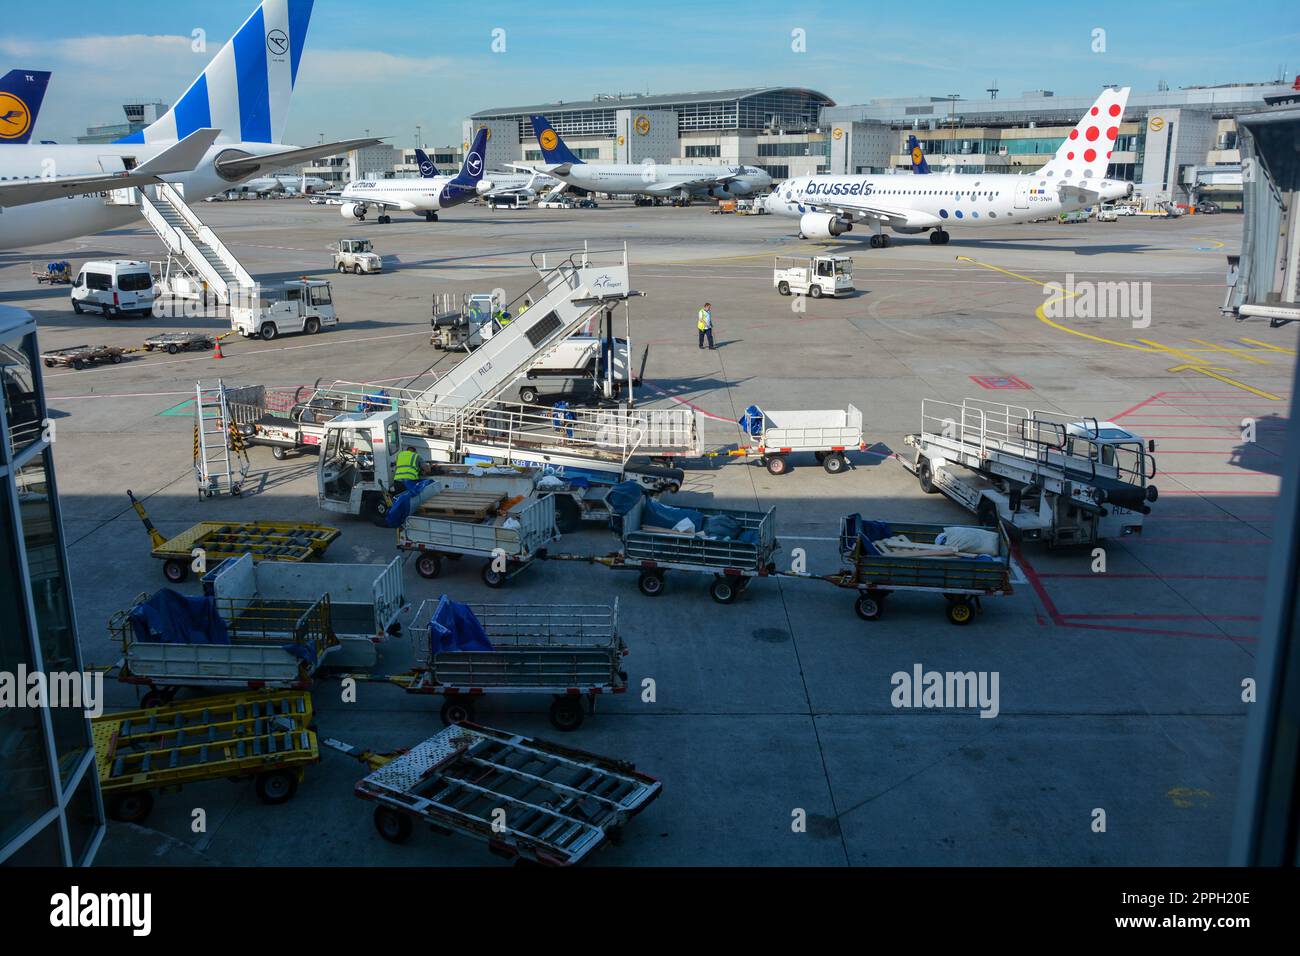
[765,87,1134,246]
[0,70,51,145]
[0,0,378,250]
[338,128,492,223]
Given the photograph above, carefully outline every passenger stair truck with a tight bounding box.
[902,398,1159,546]
[313,245,699,523]
[138,182,255,305]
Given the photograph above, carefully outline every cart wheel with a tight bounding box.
[163,559,189,584]
[167,343,180,354]
[709,576,740,604]
[765,455,789,476]
[777,280,791,296]
[374,806,413,844]
[107,791,154,824]
[481,560,509,588]
[947,599,976,626]
[549,696,585,732]
[440,697,476,726]
[415,554,442,579]
[518,385,539,405]
[254,769,298,805]
[918,458,938,494]
[271,445,287,461]
[854,594,884,621]
[822,452,846,475]
[72,359,85,370]
[637,570,665,597]
[362,493,390,527]
[809,284,823,298]
[110,353,123,364]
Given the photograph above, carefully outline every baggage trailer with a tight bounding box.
[110,589,339,704]
[341,723,662,865]
[127,489,340,583]
[143,331,214,355]
[393,597,627,730]
[826,515,1013,626]
[203,553,406,669]
[228,384,357,459]
[610,495,779,604]
[737,404,865,475]
[40,344,126,370]
[93,689,318,823]
[398,485,558,587]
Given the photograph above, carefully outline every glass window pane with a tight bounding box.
[65,770,102,866]
[15,451,90,784]
[1,331,44,461]
[0,479,55,851]
[2,818,64,867]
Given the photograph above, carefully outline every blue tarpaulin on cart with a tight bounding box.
[843,515,892,556]
[644,498,703,531]
[606,480,645,516]
[384,479,432,527]
[129,589,230,646]
[738,405,765,439]
[429,596,494,654]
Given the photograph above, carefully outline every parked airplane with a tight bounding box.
[0,0,378,250]
[765,87,1134,247]
[239,171,331,196]
[522,114,771,202]
[0,70,51,145]
[907,135,931,174]
[338,128,491,222]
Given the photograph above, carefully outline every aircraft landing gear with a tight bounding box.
[425,211,438,222]
[377,214,391,224]
[929,229,950,245]
[869,233,891,249]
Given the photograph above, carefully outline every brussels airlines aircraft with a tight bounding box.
[338,128,491,223]
[765,87,1133,247]
[0,0,378,250]
[0,70,52,145]
[523,115,772,201]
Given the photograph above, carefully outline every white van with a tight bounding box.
[71,260,157,317]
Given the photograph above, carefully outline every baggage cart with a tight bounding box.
[737,404,865,475]
[32,260,72,284]
[607,495,778,604]
[127,489,340,583]
[40,344,126,370]
[393,597,627,730]
[826,516,1013,625]
[340,723,662,865]
[143,331,214,355]
[92,689,318,823]
[110,589,339,703]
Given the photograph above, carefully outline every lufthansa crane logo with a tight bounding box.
[539,129,558,151]
[1148,116,1165,132]
[911,145,923,164]
[466,152,483,176]
[832,127,843,140]
[634,115,650,135]
[267,29,289,56]
[0,93,32,140]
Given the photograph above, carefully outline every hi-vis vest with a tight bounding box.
[394,450,420,482]
[697,308,711,331]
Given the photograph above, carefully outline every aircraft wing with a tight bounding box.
[346,196,421,212]
[800,195,916,227]
[214,137,383,181]
[0,128,220,209]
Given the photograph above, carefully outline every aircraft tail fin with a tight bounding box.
[0,70,51,145]
[414,148,440,178]
[449,128,488,186]
[530,114,583,165]
[1041,86,1130,182]
[906,135,931,174]
[122,0,314,145]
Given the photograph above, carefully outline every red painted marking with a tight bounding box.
[970,374,1031,390]
[1012,544,1062,624]
[1110,393,1166,421]
[1059,621,1256,642]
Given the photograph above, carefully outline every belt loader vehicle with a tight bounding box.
[901,398,1159,546]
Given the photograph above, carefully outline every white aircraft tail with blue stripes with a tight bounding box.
[121,0,313,145]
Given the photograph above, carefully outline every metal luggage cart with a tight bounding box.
[397,491,558,588]
[144,331,215,355]
[338,723,661,865]
[93,689,318,823]
[605,496,778,604]
[110,590,338,704]
[127,489,340,583]
[40,344,126,370]
[826,517,1013,625]
[394,597,627,731]
[737,405,865,475]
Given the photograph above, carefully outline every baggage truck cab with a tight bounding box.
[773,255,854,298]
[231,279,338,340]
[71,259,157,317]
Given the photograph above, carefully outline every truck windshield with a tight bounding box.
[311,285,332,306]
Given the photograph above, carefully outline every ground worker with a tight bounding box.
[393,445,423,492]
[697,302,714,350]
[495,307,512,328]
[517,296,533,316]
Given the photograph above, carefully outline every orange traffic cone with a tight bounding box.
[213,337,224,359]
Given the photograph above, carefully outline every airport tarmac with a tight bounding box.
[2,199,1294,866]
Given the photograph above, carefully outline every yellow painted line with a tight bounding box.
[1139,338,1208,366]
[1167,363,1284,401]
[1240,337,1296,355]
[1192,237,1226,249]
[1188,338,1271,365]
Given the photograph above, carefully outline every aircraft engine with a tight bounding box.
[476,180,494,195]
[799,212,852,239]
[341,202,366,220]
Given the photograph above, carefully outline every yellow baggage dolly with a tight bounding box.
[127,489,341,583]
[92,689,319,823]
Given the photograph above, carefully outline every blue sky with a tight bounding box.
[3,0,1296,145]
